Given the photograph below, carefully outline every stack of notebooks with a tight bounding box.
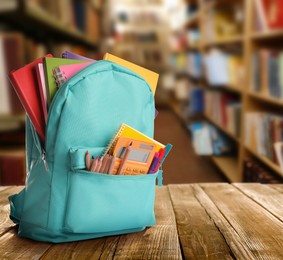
[9,52,159,144]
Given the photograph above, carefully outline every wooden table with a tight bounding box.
[1,183,283,259]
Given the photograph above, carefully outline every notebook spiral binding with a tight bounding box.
[53,68,67,87]
[102,123,126,157]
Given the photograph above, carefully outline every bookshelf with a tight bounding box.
[0,0,101,185]
[172,0,283,182]
[0,1,99,49]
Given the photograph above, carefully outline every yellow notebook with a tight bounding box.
[103,53,159,95]
[103,123,165,157]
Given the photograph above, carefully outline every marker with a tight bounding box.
[117,142,132,175]
[148,153,160,174]
[154,148,166,172]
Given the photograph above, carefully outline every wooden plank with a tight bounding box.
[0,187,24,238]
[112,187,182,259]
[41,237,117,260]
[0,204,16,237]
[42,187,182,259]
[168,184,233,259]
[200,183,283,259]
[0,228,51,259]
[269,184,283,193]
[0,186,9,192]
[234,183,283,222]
[0,186,23,207]
[193,184,257,259]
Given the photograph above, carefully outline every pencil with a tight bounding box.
[117,142,132,175]
[108,155,116,174]
[90,157,98,172]
[85,151,91,171]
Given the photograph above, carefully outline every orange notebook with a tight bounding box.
[9,54,52,142]
[103,53,159,95]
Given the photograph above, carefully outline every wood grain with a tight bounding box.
[0,228,51,259]
[201,183,283,259]
[193,184,256,259]
[234,183,283,222]
[0,186,23,207]
[269,184,283,193]
[0,186,9,192]
[168,184,233,259]
[0,186,24,237]
[41,237,115,260]
[112,187,182,259]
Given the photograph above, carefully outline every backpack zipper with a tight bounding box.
[42,149,49,172]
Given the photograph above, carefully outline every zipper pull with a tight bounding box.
[42,149,49,172]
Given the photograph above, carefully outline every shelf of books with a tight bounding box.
[0,0,99,49]
[172,0,283,183]
[0,0,101,185]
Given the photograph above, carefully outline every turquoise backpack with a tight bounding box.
[9,60,163,243]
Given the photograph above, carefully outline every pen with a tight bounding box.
[148,152,160,174]
[117,142,132,175]
[154,148,166,172]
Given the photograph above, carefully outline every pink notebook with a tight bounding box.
[53,62,93,87]
[36,63,48,122]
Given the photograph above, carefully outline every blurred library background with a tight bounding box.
[0,0,283,185]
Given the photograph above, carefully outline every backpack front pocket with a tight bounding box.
[64,169,158,234]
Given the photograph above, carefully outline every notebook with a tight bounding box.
[62,50,94,61]
[9,54,52,142]
[103,53,159,95]
[43,57,90,106]
[35,63,48,122]
[102,123,165,157]
[53,62,93,87]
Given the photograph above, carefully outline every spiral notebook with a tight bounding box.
[102,123,165,157]
[53,62,93,87]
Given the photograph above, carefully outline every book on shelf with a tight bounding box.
[243,159,282,183]
[189,122,235,156]
[251,50,283,98]
[245,112,283,166]
[254,0,283,31]
[204,49,244,87]
[204,5,243,42]
[0,33,25,116]
[188,87,204,115]
[174,79,189,100]
[186,52,202,79]
[26,0,100,36]
[205,90,241,137]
